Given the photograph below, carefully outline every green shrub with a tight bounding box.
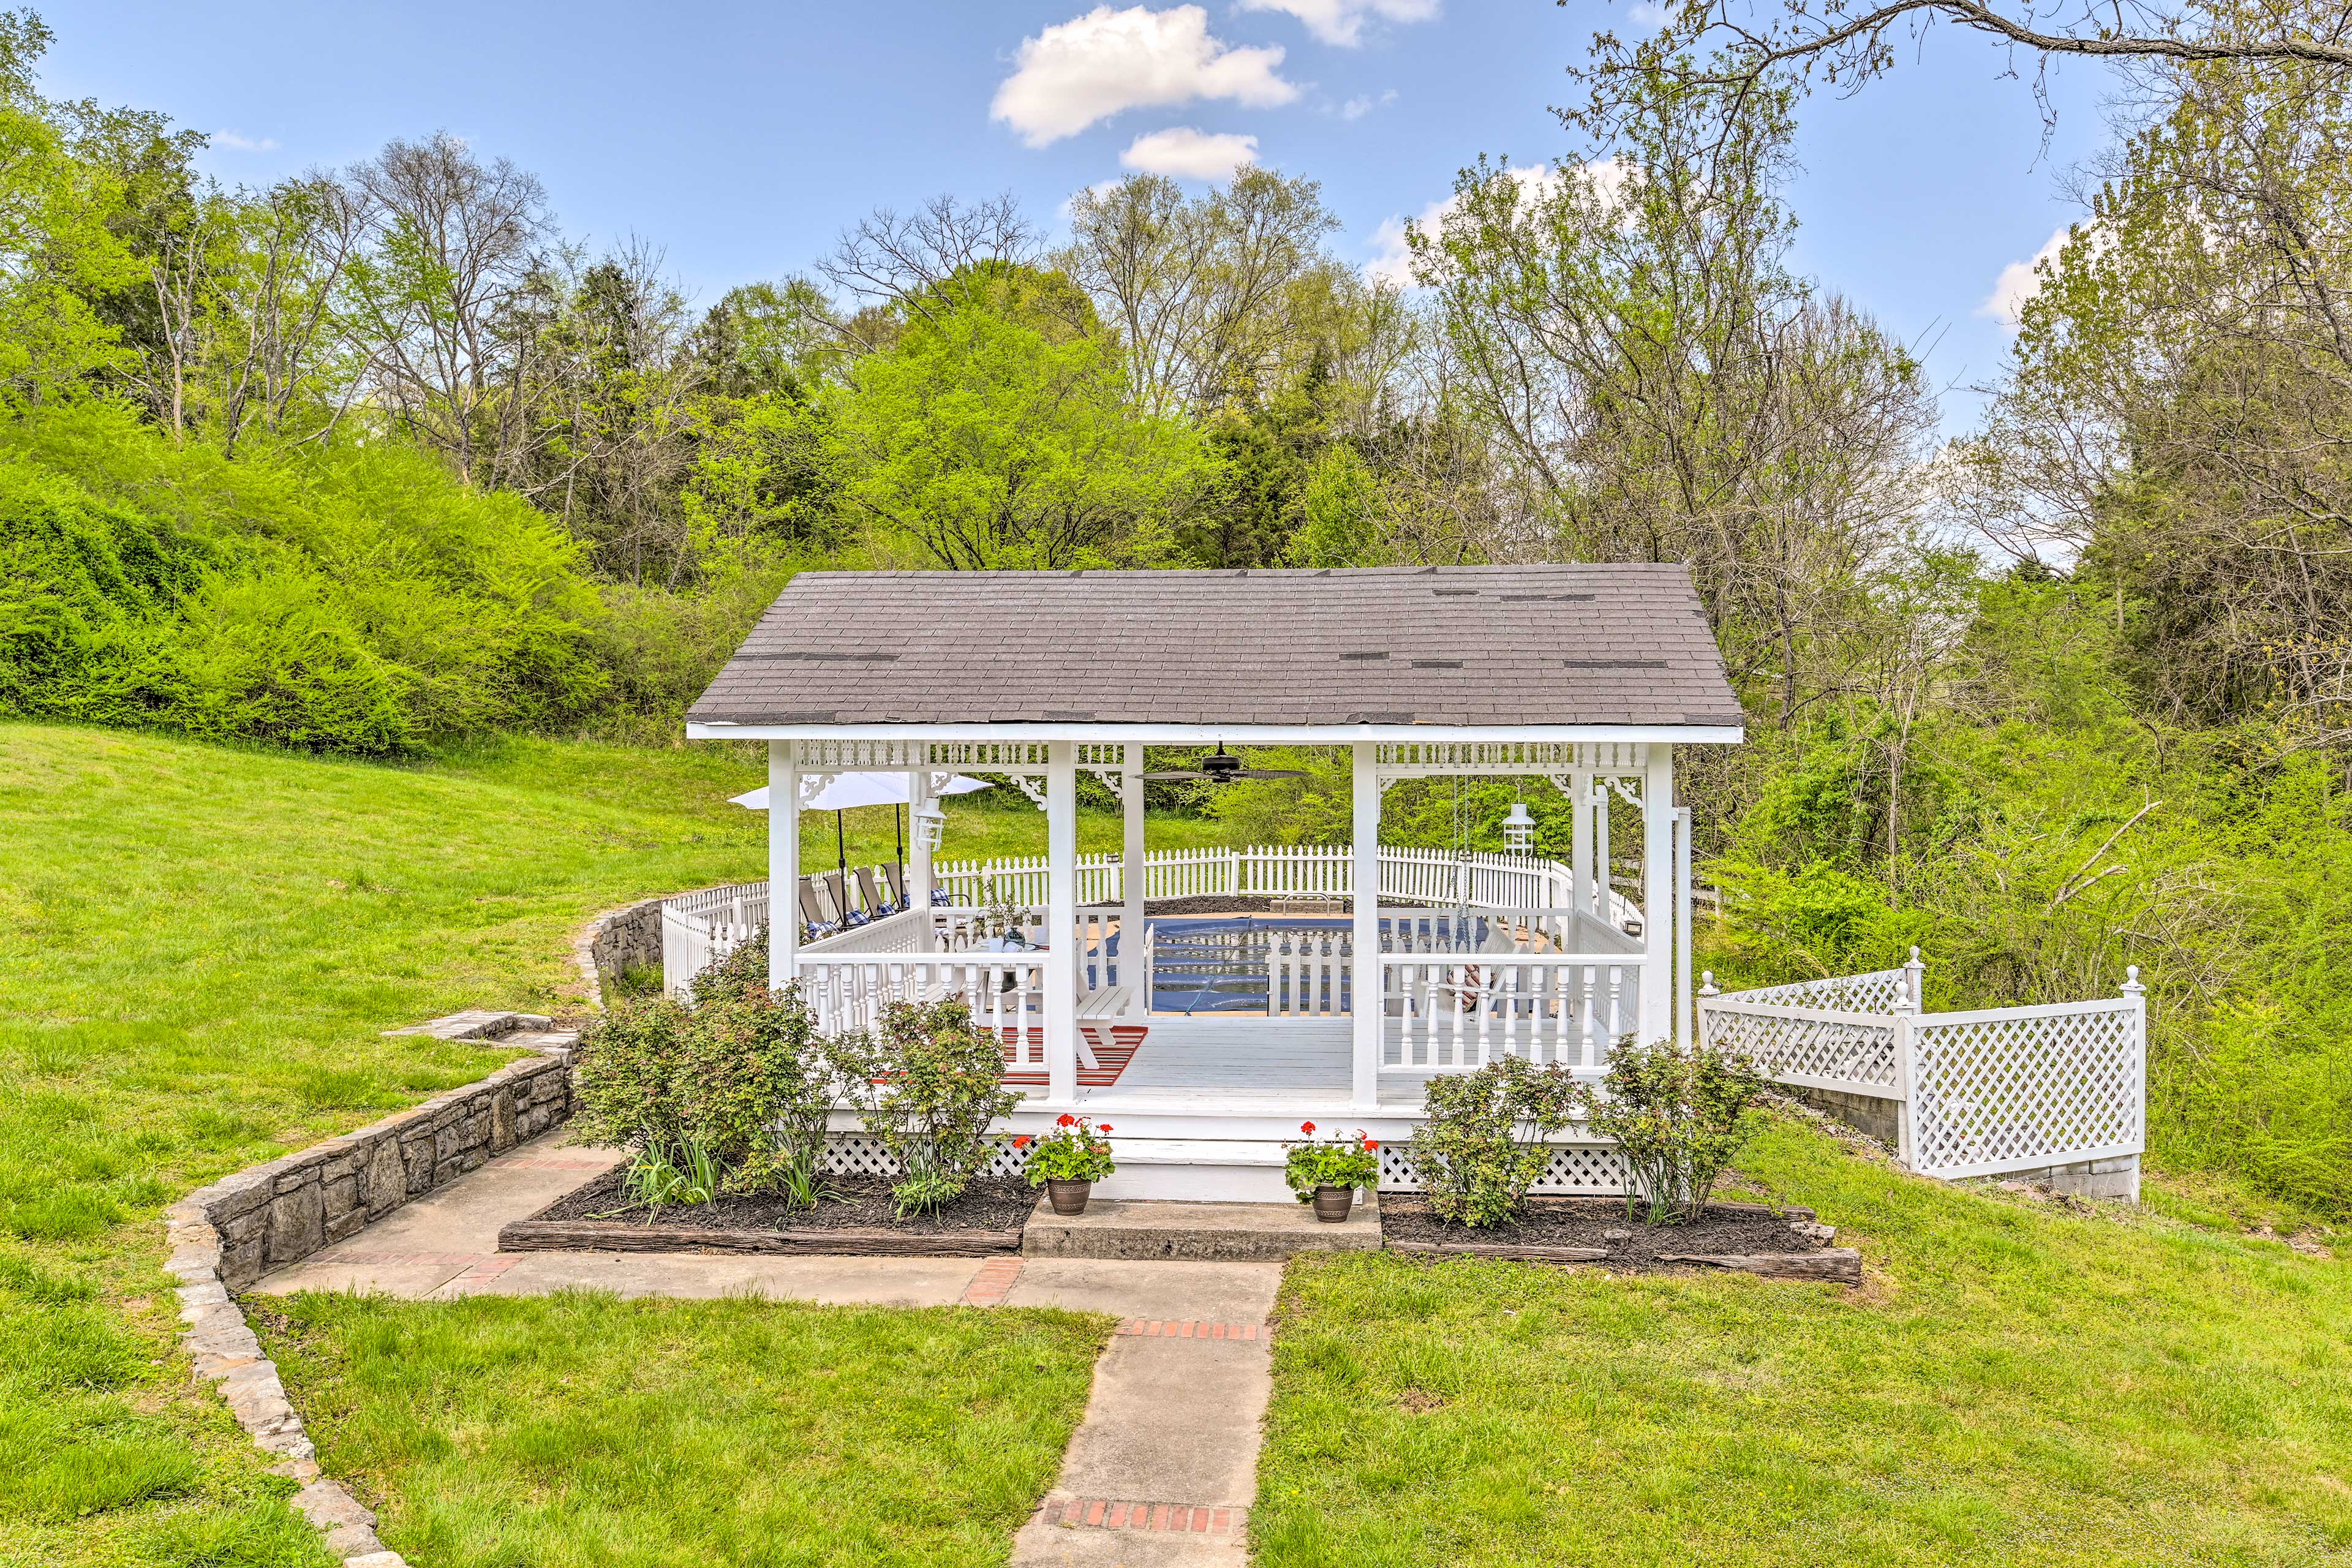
[834,999,1019,1216]
[570,974,838,1205]
[1406,1058,1577,1228]
[1576,1039,1765,1225]
[687,926,770,1006]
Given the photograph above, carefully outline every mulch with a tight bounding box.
[535,1168,1036,1235]
[1380,1194,1830,1271]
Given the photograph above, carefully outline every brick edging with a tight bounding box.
[1038,1496,1248,1534]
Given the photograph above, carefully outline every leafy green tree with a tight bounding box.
[0,11,141,404]
[823,304,1215,570]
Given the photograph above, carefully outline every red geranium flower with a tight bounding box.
[1301,1121,1317,1135]
[1057,1113,1077,1127]
[1013,1135,1031,1148]
[1363,1138,1379,1151]
[1099,1124,1113,1133]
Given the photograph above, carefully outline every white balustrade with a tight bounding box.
[1381,954,1643,1072]
[795,954,1050,1070]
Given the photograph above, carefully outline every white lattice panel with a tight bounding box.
[1700,1003,1901,1091]
[1721,967,1912,1014]
[1377,1141,1629,1194]
[1907,1004,2143,1180]
[819,1133,1028,1180]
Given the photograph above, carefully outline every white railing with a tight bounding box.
[660,881,768,995]
[927,843,1643,921]
[1381,954,1643,1072]
[796,954,1050,1071]
[1267,927,1348,1017]
[1698,954,2147,1183]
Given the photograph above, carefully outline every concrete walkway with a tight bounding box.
[256,1133,1281,1564]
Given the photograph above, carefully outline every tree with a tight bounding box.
[1059,169,1357,418]
[822,304,1215,570]
[1411,74,1935,727]
[1571,0,2352,123]
[0,10,141,404]
[1964,45,2352,739]
[336,132,560,486]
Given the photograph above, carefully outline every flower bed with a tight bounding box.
[497,1170,1032,1257]
[1380,1196,1861,1282]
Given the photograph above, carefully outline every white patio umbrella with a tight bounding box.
[729,771,989,899]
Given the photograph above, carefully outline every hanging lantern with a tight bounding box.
[910,799,947,852]
[1502,800,1536,853]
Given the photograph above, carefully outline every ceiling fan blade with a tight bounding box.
[1140,770,1208,781]
[1235,769,1307,778]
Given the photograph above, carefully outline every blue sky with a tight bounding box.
[45,1,2116,429]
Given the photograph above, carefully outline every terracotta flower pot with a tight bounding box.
[1046,1179,1093,1216]
[1312,1185,1355,1223]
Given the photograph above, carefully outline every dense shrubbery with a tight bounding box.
[1577,1041,1765,1225]
[833,999,1022,1215]
[572,976,838,1205]
[0,404,619,753]
[1407,1059,1578,1229]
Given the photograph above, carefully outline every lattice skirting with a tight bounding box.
[1376,1141,1629,1195]
[820,1133,1031,1182]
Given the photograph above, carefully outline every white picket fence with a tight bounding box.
[1698,952,2147,1184]
[929,843,1580,911]
[659,881,770,997]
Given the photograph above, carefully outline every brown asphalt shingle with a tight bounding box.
[687,565,1741,729]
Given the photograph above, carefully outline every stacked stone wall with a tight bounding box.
[181,1054,572,1291]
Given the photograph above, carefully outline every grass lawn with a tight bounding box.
[1254,1116,2352,1567]
[255,1292,1110,1568]
[0,722,1221,1567]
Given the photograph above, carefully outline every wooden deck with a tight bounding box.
[1084,1017,1439,1111]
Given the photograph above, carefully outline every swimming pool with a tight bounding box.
[1146,914,1491,1014]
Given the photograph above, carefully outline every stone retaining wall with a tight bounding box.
[181,1054,573,1291]
[584,897,665,998]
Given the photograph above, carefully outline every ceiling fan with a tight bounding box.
[1142,744,1306,784]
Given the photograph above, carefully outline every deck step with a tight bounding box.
[1022,1196,1380,1262]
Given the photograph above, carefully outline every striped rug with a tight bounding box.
[1000,1025,1147,1088]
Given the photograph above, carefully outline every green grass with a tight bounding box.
[1254,1117,2352,1566]
[0,722,1224,1567]
[255,1292,1110,1568]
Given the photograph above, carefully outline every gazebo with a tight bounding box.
[685,564,1745,1200]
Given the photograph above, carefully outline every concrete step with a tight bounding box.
[1023,1196,1380,1262]
[383,1011,556,1043]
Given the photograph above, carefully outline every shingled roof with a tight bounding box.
[687,565,1741,731]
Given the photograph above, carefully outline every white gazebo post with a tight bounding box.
[1570,766,1594,927]
[1351,739,1381,1110]
[1121,750,1146,1019]
[907,764,935,952]
[768,741,799,993]
[1641,745,1676,1043]
[1044,741,1079,1104]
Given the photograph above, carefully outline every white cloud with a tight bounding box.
[1238,0,1441,47]
[1627,2,1669,25]
[992,6,1298,148]
[1980,226,2073,329]
[1340,88,1397,119]
[1121,126,1260,178]
[211,129,279,152]
[1363,162,1625,285]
